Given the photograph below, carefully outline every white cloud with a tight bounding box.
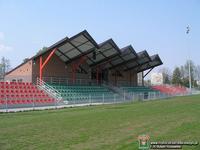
[0,43,13,52]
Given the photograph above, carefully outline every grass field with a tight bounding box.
[0,95,200,150]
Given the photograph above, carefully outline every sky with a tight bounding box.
[0,0,199,73]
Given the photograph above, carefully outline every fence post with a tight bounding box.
[73,95,75,105]
[123,92,125,102]
[148,92,150,100]
[32,96,35,110]
[6,97,8,113]
[159,92,161,99]
[54,98,57,109]
[103,94,104,104]
[143,93,145,101]
[89,94,91,105]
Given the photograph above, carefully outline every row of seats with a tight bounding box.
[0,85,37,89]
[49,84,120,101]
[0,94,49,98]
[57,89,109,93]
[152,85,188,95]
[0,82,55,106]
[1,89,45,94]
[0,99,55,105]
[121,86,157,93]
[51,85,107,90]
[0,82,32,85]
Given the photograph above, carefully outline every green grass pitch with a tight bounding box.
[0,95,200,150]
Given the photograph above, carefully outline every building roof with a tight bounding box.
[6,30,163,76]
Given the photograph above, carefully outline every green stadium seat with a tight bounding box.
[48,84,121,103]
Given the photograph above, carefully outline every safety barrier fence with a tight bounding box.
[0,91,195,112]
[42,77,99,86]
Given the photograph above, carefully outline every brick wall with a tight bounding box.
[4,60,33,82]
[108,67,138,86]
[4,50,138,86]
[32,51,90,83]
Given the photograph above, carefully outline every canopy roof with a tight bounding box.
[124,50,151,71]
[33,30,162,72]
[86,39,121,67]
[100,45,138,70]
[134,54,163,72]
[34,30,99,64]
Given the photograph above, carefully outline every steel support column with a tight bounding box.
[130,71,132,86]
[72,64,76,84]
[71,56,87,84]
[142,72,144,86]
[96,67,99,84]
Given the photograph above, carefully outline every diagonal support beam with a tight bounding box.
[143,67,154,78]
[39,48,57,81]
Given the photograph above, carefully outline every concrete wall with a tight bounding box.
[4,60,33,82]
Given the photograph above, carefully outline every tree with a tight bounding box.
[0,57,10,80]
[172,67,182,85]
[159,67,171,84]
[180,65,185,80]
[179,60,196,87]
[184,60,195,80]
[36,46,48,55]
[23,58,30,63]
[193,65,200,88]
[194,65,200,81]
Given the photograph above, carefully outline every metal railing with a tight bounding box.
[0,78,199,112]
[0,96,60,112]
[102,80,132,100]
[36,78,63,103]
[42,76,99,86]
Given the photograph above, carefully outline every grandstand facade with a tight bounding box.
[4,30,162,86]
[0,30,168,108]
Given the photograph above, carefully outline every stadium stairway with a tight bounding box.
[48,84,123,104]
[0,82,56,108]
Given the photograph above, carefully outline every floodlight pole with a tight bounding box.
[188,59,192,90]
[186,26,192,91]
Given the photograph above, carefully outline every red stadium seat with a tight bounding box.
[16,100,22,104]
[0,81,56,105]
[35,99,40,103]
[7,100,14,105]
[0,100,5,105]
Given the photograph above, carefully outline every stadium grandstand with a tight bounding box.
[1,30,186,111]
